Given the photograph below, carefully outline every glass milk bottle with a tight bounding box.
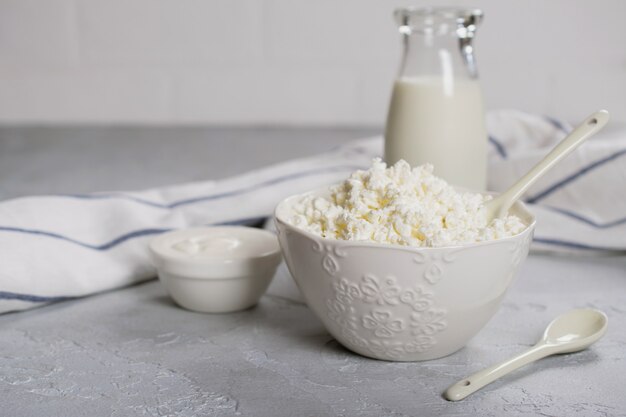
[384,7,487,190]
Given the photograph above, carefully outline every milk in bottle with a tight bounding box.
[384,8,487,190]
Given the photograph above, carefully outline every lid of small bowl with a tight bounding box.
[149,226,281,279]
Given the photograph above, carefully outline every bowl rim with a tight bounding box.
[273,186,536,252]
[149,226,282,266]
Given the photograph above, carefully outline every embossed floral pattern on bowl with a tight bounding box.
[274,188,536,361]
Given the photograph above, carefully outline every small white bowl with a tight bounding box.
[149,226,282,313]
[274,188,536,361]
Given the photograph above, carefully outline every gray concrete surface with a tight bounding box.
[0,126,625,416]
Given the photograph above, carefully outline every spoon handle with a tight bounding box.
[488,110,609,219]
[444,344,554,401]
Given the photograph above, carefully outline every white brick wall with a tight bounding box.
[0,0,624,125]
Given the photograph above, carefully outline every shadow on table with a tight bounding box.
[150,294,179,309]
[145,291,456,368]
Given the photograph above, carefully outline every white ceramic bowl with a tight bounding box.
[150,227,282,313]
[274,189,536,361]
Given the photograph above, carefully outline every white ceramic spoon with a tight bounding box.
[483,110,609,222]
[444,308,608,401]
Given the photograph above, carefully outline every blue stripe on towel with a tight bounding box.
[0,216,273,304]
[0,291,75,302]
[544,116,571,134]
[58,164,366,210]
[0,217,270,252]
[533,237,621,251]
[542,206,626,229]
[489,136,508,159]
[526,148,626,204]
[0,226,172,250]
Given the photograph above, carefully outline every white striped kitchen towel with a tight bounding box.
[1,110,625,313]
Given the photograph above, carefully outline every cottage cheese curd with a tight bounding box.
[288,159,526,247]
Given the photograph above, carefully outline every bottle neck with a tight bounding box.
[399,32,478,81]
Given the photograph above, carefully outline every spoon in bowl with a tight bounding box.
[483,110,609,222]
[444,308,608,401]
